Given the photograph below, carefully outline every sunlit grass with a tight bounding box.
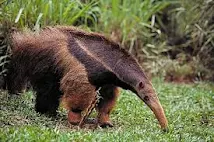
[0,79,213,141]
[1,0,98,30]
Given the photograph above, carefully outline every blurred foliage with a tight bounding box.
[97,0,170,59]
[1,0,214,82]
[153,0,214,81]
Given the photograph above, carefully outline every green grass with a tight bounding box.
[1,0,98,29]
[0,79,214,141]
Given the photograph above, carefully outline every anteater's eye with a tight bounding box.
[138,81,145,89]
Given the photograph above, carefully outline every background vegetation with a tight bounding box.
[1,0,214,82]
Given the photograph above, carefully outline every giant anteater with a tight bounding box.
[5,26,168,130]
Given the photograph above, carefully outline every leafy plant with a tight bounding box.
[97,0,170,60]
[143,0,214,81]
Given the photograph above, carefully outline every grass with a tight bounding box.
[0,78,213,141]
[1,0,98,29]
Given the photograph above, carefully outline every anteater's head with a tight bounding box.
[133,80,168,131]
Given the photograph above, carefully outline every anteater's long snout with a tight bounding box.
[143,93,168,130]
[135,81,168,130]
[135,81,168,131]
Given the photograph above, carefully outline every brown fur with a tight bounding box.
[8,28,96,117]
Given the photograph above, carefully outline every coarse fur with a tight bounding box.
[6,26,167,128]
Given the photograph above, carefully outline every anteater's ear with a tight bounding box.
[138,81,145,90]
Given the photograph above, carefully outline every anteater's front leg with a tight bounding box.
[60,72,96,125]
[97,85,120,127]
[64,90,96,125]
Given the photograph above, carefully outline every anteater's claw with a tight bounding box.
[162,127,169,133]
[99,121,113,128]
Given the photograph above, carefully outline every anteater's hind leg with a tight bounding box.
[6,62,27,95]
[35,85,61,116]
[97,85,120,127]
[32,75,62,116]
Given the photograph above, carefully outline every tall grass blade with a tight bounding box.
[15,8,24,23]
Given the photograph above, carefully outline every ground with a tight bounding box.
[0,78,214,142]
